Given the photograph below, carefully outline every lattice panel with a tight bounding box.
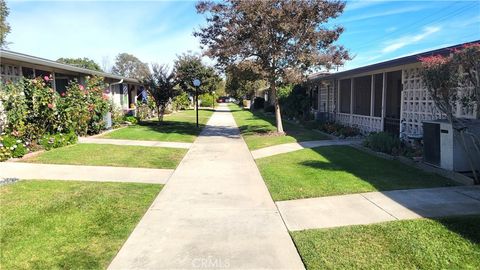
[352,115,382,133]
[0,64,22,84]
[336,113,350,126]
[319,85,334,113]
[0,100,5,134]
[401,67,444,137]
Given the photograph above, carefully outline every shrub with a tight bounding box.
[172,92,190,111]
[264,104,275,113]
[110,102,125,127]
[363,132,401,155]
[124,116,138,125]
[0,81,28,137]
[0,134,28,158]
[39,131,78,151]
[253,97,265,110]
[278,84,310,120]
[199,93,216,107]
[320,122,360,137]
[136,103,152,121]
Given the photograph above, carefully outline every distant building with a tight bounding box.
[0,50,142,111]
[307,41,479,139]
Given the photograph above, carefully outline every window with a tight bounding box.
[22,67,34,79]
[312,87,318,110]
[373,73,383,117]
[353,75,371,116]
[339,79,351,113]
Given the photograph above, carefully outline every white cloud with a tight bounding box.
[340,6,424,23]
[345,0,388,12]
[381,26,441,54]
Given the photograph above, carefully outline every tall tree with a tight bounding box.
[225,60,265,99]
[174,53,221,95]
[0,0,11,48]
[195,0,350,133]
[143,64,178,123]
[112,53,150,80]
[57,57,103,72]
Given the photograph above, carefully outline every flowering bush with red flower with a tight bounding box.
[419,54,459,123]
[0,75,111,160]
[57,76,110,135]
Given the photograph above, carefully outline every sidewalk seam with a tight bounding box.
[454,190,480,202]
[360,193,399,220]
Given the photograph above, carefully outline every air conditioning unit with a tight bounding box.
[423,119,480,172]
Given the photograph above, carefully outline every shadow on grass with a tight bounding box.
[300,146,458,191]
[235,109,325,142]
[298,146,479,245]
[438,215,480,244]
[137,120,206,137]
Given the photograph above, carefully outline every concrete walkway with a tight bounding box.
[277,186,480,231]
[109,104,304,269]
[0,162,173,184]
[251,139,362,159]
[79,137,192,149]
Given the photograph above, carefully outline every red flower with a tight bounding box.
[418,55,449,68]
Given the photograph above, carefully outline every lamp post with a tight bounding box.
[193,79,201,128]
[212,91,216,110]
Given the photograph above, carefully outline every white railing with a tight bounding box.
[335,113,382,134]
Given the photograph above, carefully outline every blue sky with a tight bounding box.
[5,0,480,73]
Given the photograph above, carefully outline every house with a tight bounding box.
[0,50,143,111]
[307,41,479,140]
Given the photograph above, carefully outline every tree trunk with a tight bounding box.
[157,105,164,124]
[270,79,284,134]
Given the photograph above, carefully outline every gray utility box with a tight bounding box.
[423,119,480,172]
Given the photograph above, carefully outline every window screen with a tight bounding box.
[339,79,351,113]
[353,75,371,116]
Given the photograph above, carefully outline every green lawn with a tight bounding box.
[291,215,480,269]
[228,104,328,150]
[24,144,187,169]
[0,180,162,270]
[102,109,214,142]
[256,145,457,200]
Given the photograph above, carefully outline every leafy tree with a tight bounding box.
[195,0,350,133]
[0,0,11,48]
[453,43,480,119]
[57,57,103,72]
[112,53,150,80]
[143,64,178,122]
[419,43,480,183]
[173,53,221,95]
[225,61,265,99]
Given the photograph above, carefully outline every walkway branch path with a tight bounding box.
[0,162,173,184]
[79,137,192,149]
[108,104,305,270]
[251,139,362,159]
[277,186,480,231]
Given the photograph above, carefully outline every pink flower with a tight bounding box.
[61,92,66,97]
[44,76,50,82]
[418,55,449,68]
[79,85,85,91]
[47,103,54,109]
